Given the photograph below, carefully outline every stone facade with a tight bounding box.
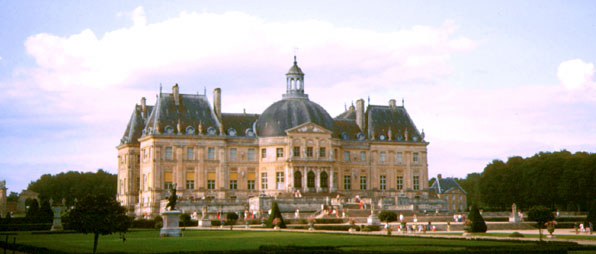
[117,58,431,218]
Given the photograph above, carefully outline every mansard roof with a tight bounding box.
[366,104,423,142]
[221,113,259,137]
[145,93,219,135]
[333,119,362,140]
[121,104,153,145]
[430,177,467,194]
[335,105,356,120]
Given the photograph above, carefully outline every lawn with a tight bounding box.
[2,229,590,253]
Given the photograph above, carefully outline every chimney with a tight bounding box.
[140,97,147,117]
[213,88,221,118]
[172,84,180,106]
[355,99,365,132]
[389,99,396,108]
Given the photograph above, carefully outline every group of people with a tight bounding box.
[574,222,594,234]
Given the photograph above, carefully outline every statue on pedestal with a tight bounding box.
[161,184,181,237]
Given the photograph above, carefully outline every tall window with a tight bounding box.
[306,147,313,157]
[261,172,268,189]
[165,147,173,160]
[229,180,237,190]
[413,152,419,163]
[207,147,215,160]
[397,176,403,190]
[344,151,350,162]
[164,172,173,190]
[380,152,386,162]
[396,152,403,164]
[360,151,366,161]
[261,148,267,159]
[380,175,386,190]
[186,171,195,190]
[207,172,215,190]
[413,176,420,190]
[276,172,284,189]
[319,147,326,158]
[276,148,283,158]
[344,175,351,190]
[247,171,255,190]
[187,147,194,160]
[293,146,300,157]
[334,149,338,160]
[248,148,255,160]
[360,176,367,190]
[229,148,237,160]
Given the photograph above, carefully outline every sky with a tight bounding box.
[1,0,595,193]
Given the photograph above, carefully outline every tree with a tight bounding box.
[527,205,554,242]
[39,199,54,223]
[6,192,18,202]
[266,202,286,228]
[180,213,192,227]
[226,212,239,230]
[378,211,397,224]
[26,199,40,221]
[585,200,596,229]
[465,205,487,233]
[66,194,130,254]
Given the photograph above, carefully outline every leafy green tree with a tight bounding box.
[66,194,130,254]
[527,205,554,242]
[465,205,487,233]
[26,198,40,221]
[39,199,54,223]
[226,212,239,230]
[266,202,286,228]
[378,211,397,224]
[586,200,596,228]
[6,192,18,202]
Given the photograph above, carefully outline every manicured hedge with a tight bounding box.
[314,218,345,224]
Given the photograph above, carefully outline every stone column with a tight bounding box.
[315,168,321,192]
[302,168,307,192]
[330,168,336,192]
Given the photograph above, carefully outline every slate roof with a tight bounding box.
[121,105,153,145]
[145,93,219,135]
[366,105,423,141]
[333,119,362,140]
[221,113,259,137]
[255,97,334,137]
[335,105,356,120]
[430,177,467,194]
[286,57,304,75]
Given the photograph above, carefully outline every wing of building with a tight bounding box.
[117,58,438,218]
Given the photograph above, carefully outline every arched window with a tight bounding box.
[320,171,328,188]
[294,171,302,188]
[307,171,315,188]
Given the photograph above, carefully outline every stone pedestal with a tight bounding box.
[160,210,182,237]
[50,206,64,231]
[367,214,380,225]
[198,219,211,227]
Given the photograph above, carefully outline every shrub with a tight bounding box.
[528,206,554,241]
[266,202,286,228]
[180,213,192,227]
[378,211,397,224]
[153,216,163,229]
[226,212,239,230]
[509,232,524,238]
[131,219,154,228]
[465,205,487,233]
[360,225,381,232]
[314,218,344,224]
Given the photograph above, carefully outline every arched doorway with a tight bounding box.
[307,171,315,192]
[320,171,329,190]
[294,171,302,189]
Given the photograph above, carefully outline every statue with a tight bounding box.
[166,184,177,211]
[0,180,5,189]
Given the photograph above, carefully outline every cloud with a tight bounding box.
[0,56,2,61]
[557,59,595,90]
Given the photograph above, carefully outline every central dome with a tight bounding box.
[255,98,334,137]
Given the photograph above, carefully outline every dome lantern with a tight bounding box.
[283,56,308,99]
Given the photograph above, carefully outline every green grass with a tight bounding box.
[433,232,596,241]
[2,229,589,253]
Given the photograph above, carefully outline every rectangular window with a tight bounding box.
[319,147,326,158]
[413,175,420,190]
[165,147,173,160]
[344,175,351,190]
[334,149,338,160]
[229,172,238,190]
[380,152,386,162]
[344,151,350,162]
[276,172,284,190]
[247,171,255,190]
[187,147,194,160]
[396,152,403,164]
[248,148,255,160]
[293,146,300,157]
[229,148,237,160]
[164,172,173,190]
[261,172,268,189]
[397,176,403,190]
[207,147,215,160]
[261,148,267,159]
[380,175,386,190]
[306,147,313,157]
[186,172,195,190]
[360,151,366,161]
[413,152,419,163]
[207,172,216,190]
[276,148,283,158]
[360,176,367,190]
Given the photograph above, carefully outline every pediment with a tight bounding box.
[285,122,333,135]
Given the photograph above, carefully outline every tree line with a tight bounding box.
[457,151,596,211]
[27,169,117,207]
